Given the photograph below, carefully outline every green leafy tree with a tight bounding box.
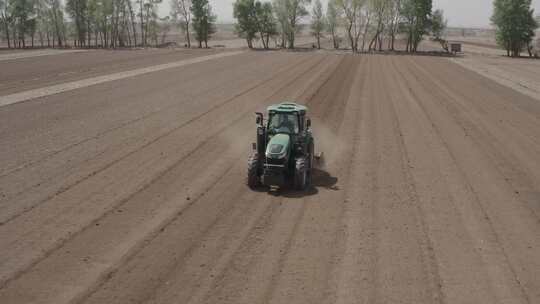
[272,0,311,49]
[491,0,538,57]
[401,0,432,52]
[430,8,448,51]
[0,0,13,48]
[257,2,277,49]
[191,0,215,48]
[43,0,65,47]
[66,0,88,46]
[11,0,36,47]
[311,0,325,49]
[233,0,259,48]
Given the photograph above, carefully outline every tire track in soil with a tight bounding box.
[381,57,445,304]
[331,55,379,304]
[333,55,445,304]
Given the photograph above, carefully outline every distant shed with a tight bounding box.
[450,43,462,53]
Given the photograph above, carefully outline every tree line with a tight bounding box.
[233,0,447,52]
[0,0,216,48]
[234,0,539,56]
[2,0,537,56]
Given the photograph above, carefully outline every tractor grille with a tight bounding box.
[265,157,285,166]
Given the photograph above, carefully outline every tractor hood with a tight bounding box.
[265,134,290,159]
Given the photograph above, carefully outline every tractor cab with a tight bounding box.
[260,103,310,135]
[267,112,300,135]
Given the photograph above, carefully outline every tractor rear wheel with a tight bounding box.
[294,157,308,190]
[247,153,261,188]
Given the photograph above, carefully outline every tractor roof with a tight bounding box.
[267,102,308,114]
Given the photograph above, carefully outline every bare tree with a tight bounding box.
[311,0,325,49]
[272,0,288,47]
[326,0,340,49]
[367,0,388,51]
[387,0,400,50]
[337,0,365,52]
[170,0,191,47]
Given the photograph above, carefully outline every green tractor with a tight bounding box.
[247,102,320,190]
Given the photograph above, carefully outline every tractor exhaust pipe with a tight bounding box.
[314,152,325,168]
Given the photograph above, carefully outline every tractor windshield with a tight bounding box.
[268,113,299,134]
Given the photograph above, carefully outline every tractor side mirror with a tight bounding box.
[255,112,264,126]
[306,119,311,129]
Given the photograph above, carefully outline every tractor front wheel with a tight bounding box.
[294,157,308,190]
[247,153,261,189]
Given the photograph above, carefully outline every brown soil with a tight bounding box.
[0,50,539,304]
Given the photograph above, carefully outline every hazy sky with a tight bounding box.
[203,0,540,28]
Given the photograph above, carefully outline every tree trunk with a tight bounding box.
[185,21,191,48]
[3,20,11,48]
[331,28,338,49]
[53,10,63,47]
[87,19,91,46]
[347,23,354,52]
[139,0,144,45]
[126,0,137,46]
[259,32,265,49]
[288,31,295,49]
